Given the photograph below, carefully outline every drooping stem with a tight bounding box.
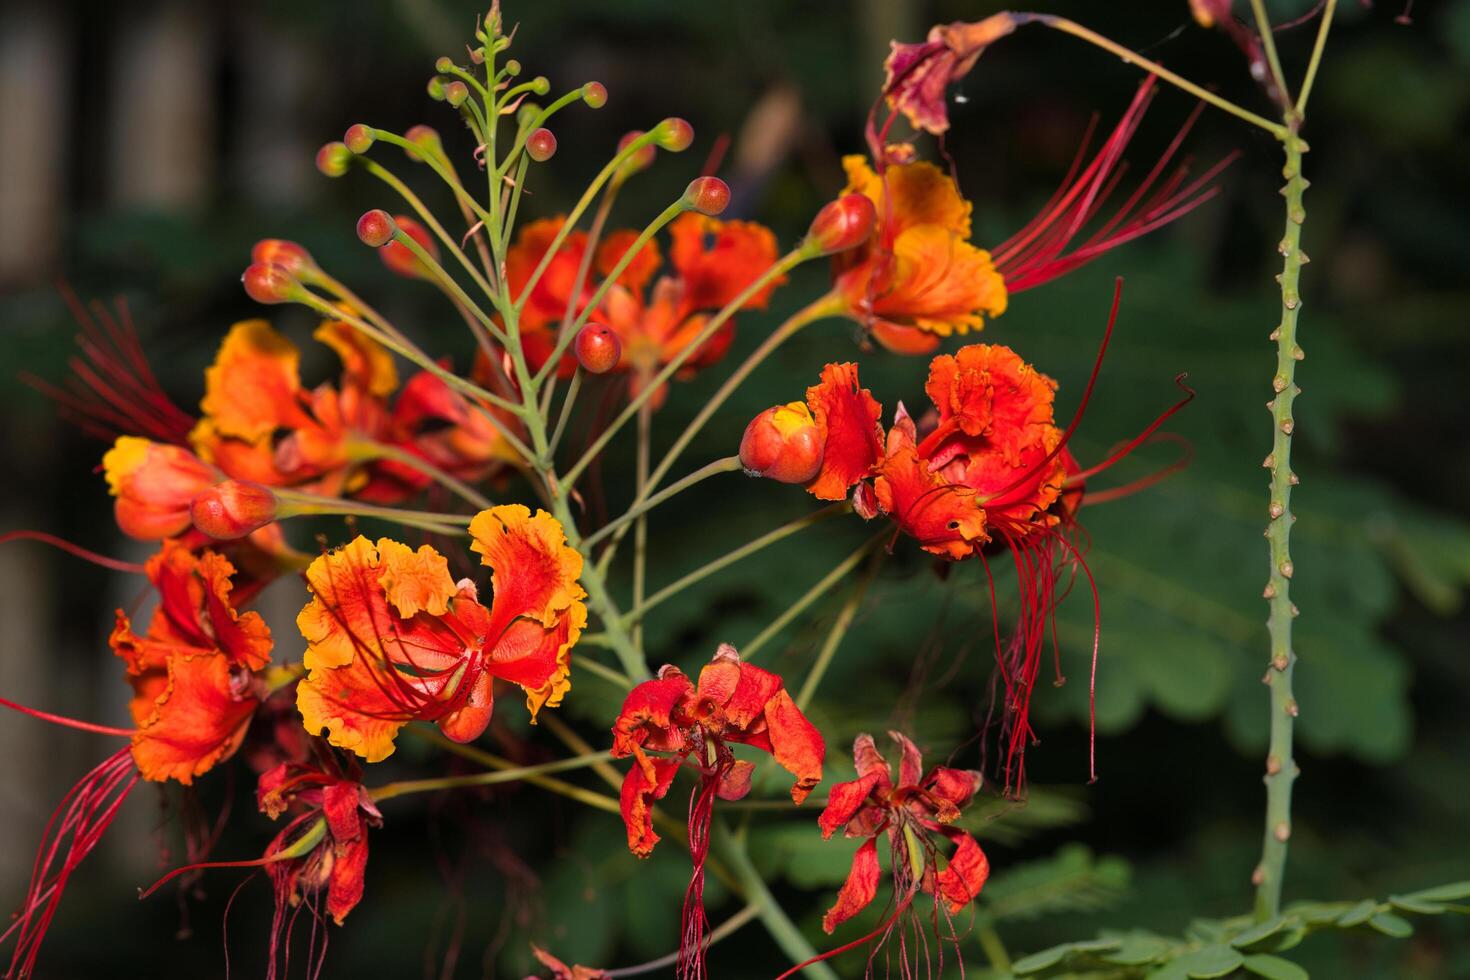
[1253,131,1308,922]
[605,903,761,978]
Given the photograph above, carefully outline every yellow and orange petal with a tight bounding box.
[131,650,259,784]
[841,156,971,240]
[297,536,393,672]
[923,344,1058,461]
[468,505,586,631]
[804,363,884,501]
[668,213,784,314]
[296,648,413,763]
[873,223,1006,337]
[199,320,311,442]
[375,539,456,618]
[314,320,398,398]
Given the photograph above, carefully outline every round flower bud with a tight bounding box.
[740,403,824,484]
[404,124,443,162]
[574,324,622,374]
[526,128,557,162]
[516,102,542,129]
[251,239,315,276]
[682,176,731,217]
[242,262,299,305]
[504,58,522,76]
[315,141,352,177]
[444,81,469,107]
[529,76,550,96]
[804,193,878,256]
[191,481,278,540]
[435,56,454,73]
[356,209,397,248]
[427,76,447,101]
[653,117,694,152]
[380,215,440,279]
[343,124,375,155]
[581,81,607,108]
[615,131,658,180]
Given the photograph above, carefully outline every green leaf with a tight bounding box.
[1173,944,1244,978]
[1101,933,1174,966]
[1335,898,1379,928]
[1011,945,1069,974]
[1367,912,1415,938]
[1389,894,1447,915]
[1230,916,1291,949]
[979,844,1131,923]
[1402,880,1470,903]
[1242,953,1310,980]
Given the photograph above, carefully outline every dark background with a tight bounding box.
[1,0,1467,977]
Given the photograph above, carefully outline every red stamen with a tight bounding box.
[0,530,148,575]
[0,694,135,738]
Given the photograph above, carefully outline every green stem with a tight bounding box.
[547,369,583,457]
[585,456,742,553]
[370,750,614,802]
[743,530,887,661]
[714,825,838,980]
[539,185,621,417]
[1015,14,1290,139]
[275,490,468,536]
[623,504,848,626]
[978,924,1013,973]
[1248,0,1294,110]
[1253,131,1308,922]
[1294,0,1337,118]
[405,726,622,815]
[631,368,654,650]
[795,545,884,711]
[605,903,761,978]
[351,439,492,510]
[561,246,819,490]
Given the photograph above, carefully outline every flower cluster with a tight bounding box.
[0,5,1219,978]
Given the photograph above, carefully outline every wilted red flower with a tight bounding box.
[109,539,273,783]
[508,213,784,403]
[611,644,824,977]
[296,504,587,761]
[883,15,1019,136]
[818,733,988,937]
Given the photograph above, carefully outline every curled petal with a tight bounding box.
[199,320,311,442]
[890,730,925,789]
[611,671,695,761]
[314,320,398,398]
[132,652,259,784]
[934,830,990,912]
[884,16,1018,136]
[486,596,586,720]
[717,760,756,801]
[619,756,681,856]
[852,732,894,790]
[326,836,370,925]
[818,772,883,840]
[822,836,881,933]
[804,363,884,501]
[923,766,983,815]
[759,689,825,804]
[924,344,1058,457]
[874,442,988,560]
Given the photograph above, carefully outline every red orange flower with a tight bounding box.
[611,644,825,975]
[295,505,586,762]
[108,539,273,783]
[818,732,988,934]
[508,213,784,401]
[103,436,222,539]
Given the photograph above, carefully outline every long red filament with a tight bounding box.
[0,531,148,575]
[0,694,135,738]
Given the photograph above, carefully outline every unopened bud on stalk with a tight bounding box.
[380,215,440,279]
[682,176,731,216]
[581,81,607,108]
[191,481,278,540]
[315,141,353,177]
[740,404,824,484]
[356,209,397,248]
[529,76,551,96]
[504,59,522,76]
[343,124,375,154]
[615,131,658,180]
[527,128,557,162]
[805,193,877,255]
[242,263,300,305]
[574,324,621,374]
[444,81,470,107]
[251,239,316,277]
[652,117,694,152]
[404,124,443,162]
[427,76,448,101]
[435,56,455,73]
[516,103,542,128]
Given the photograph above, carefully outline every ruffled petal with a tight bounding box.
[469,505,586,633]
[611,671,694,761]
[934,830,990,912]
[199,320,311,441]
[619,756,681,856]
[804,363,883,501]
[296,648,413,763]
[841,156,972,239]
[375,539,456,618]
[818,772,882,839]
[873,441,988,560]
[822,836,881,933]
[131,651,258,784]
[314,320,398,398]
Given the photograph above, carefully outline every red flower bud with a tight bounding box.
[343,124,375,154]
[682,176,731,217]
[242,262,299,304]
[582,81,607,108]
[574,324,622,374]
[444,81,469,107]
[805,193,877,255]
[404,124,443,162]
[316,142,352,177]
[653,117,694,152]
[251,239,316,276]
[356,209,397,248]
[527,128,557,162]
[190,480,278,540]
[380,215,439,279]
[740,403,824,484]
[615,131,658,180]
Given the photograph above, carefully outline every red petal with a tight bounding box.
[804,363,883,501]
[817,772,882,840]
[935,830,989,912]
[822,836,881,933]
[619,757,681,856]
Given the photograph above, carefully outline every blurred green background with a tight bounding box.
[1,0,1467,976]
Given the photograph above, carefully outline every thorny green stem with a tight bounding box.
[795,545,885,711]
[1253,129,1309,923]
[742,531,888,660]
[622,504,849,626]
[715,824,839,980]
